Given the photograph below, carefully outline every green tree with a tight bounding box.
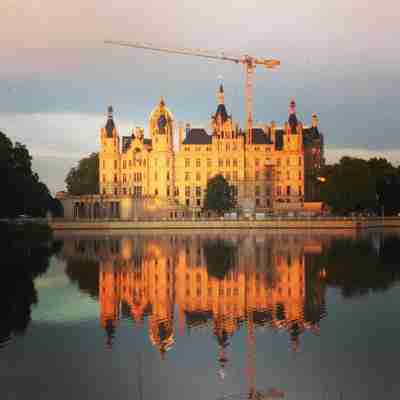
[203,174,235,215]
[65,152,99,195]
[320,157,377,214]
[0,131,53,218]
[320,156,400,216]
[203,239,237,280]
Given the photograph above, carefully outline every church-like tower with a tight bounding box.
[99,106,121,196]
[211,84,236,138]
[148,97,175,198]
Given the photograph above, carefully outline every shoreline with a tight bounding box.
[49,217,400,231]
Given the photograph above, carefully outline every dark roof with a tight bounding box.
[288,113,298,134]
[253,310,273,326]
[143,138,152,146]
[182,128,212,145]
[105,118,115,137]
[275,129,284,150]
[304,126,321,139]
[185,310,212,328]
[251,128,273,145]
[303,127,323,146]
[122,136,132,153]
[215,104,229,123]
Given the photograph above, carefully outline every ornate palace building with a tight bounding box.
[60,85,324,219]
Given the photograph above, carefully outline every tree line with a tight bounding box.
[0,131,62,218]
[319,157,400,216]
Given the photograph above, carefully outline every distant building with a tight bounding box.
[61,86,324,219]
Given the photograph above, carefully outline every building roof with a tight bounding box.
[288,113,298,134]
[122,136,132,152]
[214,104,229,123]
[275,129,284,150]
[251,128,273,145]
[303,127,323,146]
[185,310,213,328]
[182,128,212,145]
[105,118,115,137]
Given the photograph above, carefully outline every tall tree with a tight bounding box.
[65,152,99,195]
[0,131,52,218]
[320,156,400,215]
[320,157,377,214]
[203,174,236,215]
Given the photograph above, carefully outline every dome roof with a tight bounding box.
[149,97,174,122]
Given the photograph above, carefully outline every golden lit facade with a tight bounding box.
[88,234,326,355]
[98,86,324,213]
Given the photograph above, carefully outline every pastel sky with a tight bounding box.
[1,0,400,193]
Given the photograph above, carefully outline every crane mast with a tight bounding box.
[104,40,280,142]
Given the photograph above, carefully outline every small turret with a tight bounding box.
[185,123,191,138]
[217,84,225,105]
[311,113,318,128]
[105,105,116,138]
[288,99,298,133]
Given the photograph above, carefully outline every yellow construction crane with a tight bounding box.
[104,40,280,143]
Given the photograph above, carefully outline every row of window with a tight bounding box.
[275,170,302,180]
[183,144,275,153]
[102,187,143,196]
[183,170,294,182]
[105,170,300,184]
[103,184,302,198]
[104,156,302,171]
[183,157,302,168]
[154,171,170,181]
[276,186,303,196]
[102,159,148,170]
[103,173,144,183]
[103,158,174,170]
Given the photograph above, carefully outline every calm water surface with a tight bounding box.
[1,229,400,400]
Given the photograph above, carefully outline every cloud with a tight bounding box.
[0,111,133,193]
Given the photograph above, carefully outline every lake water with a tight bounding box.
[1,229,400,400]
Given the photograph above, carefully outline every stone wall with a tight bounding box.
[50,217,400,230]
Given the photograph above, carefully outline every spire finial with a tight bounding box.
[288,99,298,132]
[159,96,165,107]
[311,112,318,128]
[289,99,296,115]
[217,83,225,105]
[107,105,113,120]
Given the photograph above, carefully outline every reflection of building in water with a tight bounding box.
[67,234,326,355]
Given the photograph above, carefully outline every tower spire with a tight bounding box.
[288,99,298,133]
[107,105,113,120]
[217,83,225,105]
[105,105,116,137]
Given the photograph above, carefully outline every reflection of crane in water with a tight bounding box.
[216,272,285,400]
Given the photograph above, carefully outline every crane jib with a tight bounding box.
[104,39,280,142]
